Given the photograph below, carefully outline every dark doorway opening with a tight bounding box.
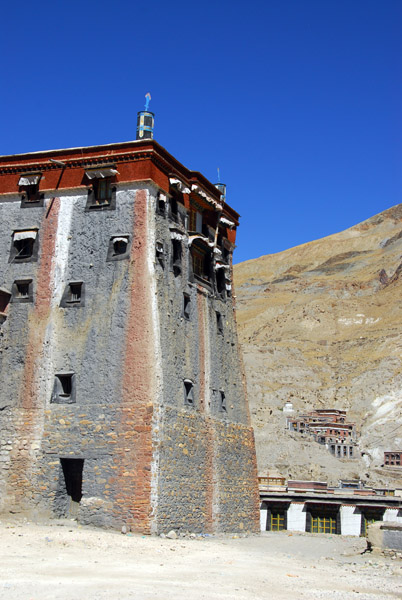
[60,458,84,502]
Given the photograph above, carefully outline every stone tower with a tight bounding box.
[0,138,259,533]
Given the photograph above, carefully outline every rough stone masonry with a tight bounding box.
[0,139,260,534]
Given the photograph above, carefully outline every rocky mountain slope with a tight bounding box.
[234,204,402,488]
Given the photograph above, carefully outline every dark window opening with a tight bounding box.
[202,223,210,238]
[68,283,82,303]
[19,174,44,207]
[0,288,11,313]
[168,188,187,226]
[216,233,231,264]
[106,236,130,261]
[184,379,194,406]
[170,197,178,222]
[216,269,226,297]
[86,176,117,211]
[22,183,40,202]
[61,282,84,307]
[219,390,227,413]
[16,282,29,297]
[216,311,223,334]
[15,238,34,259]
[12,279,33,303]
[183,293,191,320]
[10,231,38,263]
[155,241,165,268]
[52,373,75,404]
[60,458,83,503]
[157,193,166,216]
[172,239,182,276]
[158,198,165,214]
[113,238,128,256]
[59,375,72,397]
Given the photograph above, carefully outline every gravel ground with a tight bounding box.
[0,519,401,599]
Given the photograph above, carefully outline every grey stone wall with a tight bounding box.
[0,186,140,526]
[153,197,259,533]
[0,180,259,533]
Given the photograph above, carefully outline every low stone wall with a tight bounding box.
[368,521,402,553]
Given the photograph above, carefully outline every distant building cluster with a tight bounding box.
[258,473,397,497]
[384,451,402,467]
[286,409,357,459]
[258,472,402,536]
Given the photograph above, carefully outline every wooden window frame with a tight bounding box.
[86,178,117,211]
[60,282,85,308]
[11,279,33,303]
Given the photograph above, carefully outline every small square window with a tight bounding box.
[60,282,84,308]
[184,379,194,406]
[9,230,39,263]
[16,281,30,297]
[85,169,117,211]
[106,236,131,261]
[113,238,127,255]
[17,239,34,258]
[11,279,33,303]
[51,373,76,404]
[216,311,223,334]
[183,293,191,320]
[19,173,44,207]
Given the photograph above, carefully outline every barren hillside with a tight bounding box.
[234,204,402,487]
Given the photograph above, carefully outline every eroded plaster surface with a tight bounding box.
[0,157,259,534]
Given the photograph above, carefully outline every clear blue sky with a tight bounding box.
[1,0,400,264]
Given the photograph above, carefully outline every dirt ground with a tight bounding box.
[0,519,401,600]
